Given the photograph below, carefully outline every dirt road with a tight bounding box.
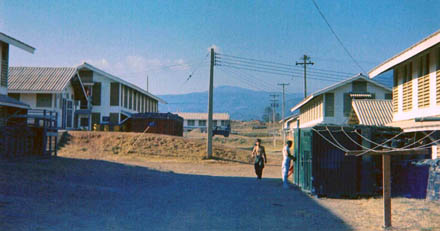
[1,153,439,230]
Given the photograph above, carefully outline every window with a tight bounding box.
[343,93,352,117]
[324,93,334,117]
[110,82,119,106]
[129,88,133,110]
[138,94,141,112]
[352,81,367,92]
[109,113,119,124]
[133,91,137,111]
[80,117,89,127]
[385,93,392,100]
[221,120,228,126]
[92,113,101,125]
[393,69,399,112]
[402,63,413,111]
[92,82,101,106]
[8,93,20,101]
[437,48,440,104]
[199,120,206,126]
[188,120,195,126]
[36,94,52,108]
[124,86,128,108]
[418,54,430,108]
[437,47,440,71]
[1,42,8,87]
[141,96,144,112]
[102,116,110,123]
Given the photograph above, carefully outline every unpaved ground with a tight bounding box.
[1,151,440,230]
[59,131,252,164]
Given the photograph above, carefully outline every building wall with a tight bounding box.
[299,95,324,128]
[13,85,76,128]
[393,45,440,122]
[89,72,159,124]
[298,81,390,128]
[182,119,229,131]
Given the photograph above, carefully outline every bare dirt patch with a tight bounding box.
[59,131,252,164]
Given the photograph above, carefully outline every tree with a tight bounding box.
[262,106,272,122]
[262,106,280,122]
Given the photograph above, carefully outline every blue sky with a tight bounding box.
[1,0,439,95]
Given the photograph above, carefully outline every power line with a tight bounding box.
[219,68,278,92]
[217,53,356,77]
[310,0,366,73]
[218,63,341,82]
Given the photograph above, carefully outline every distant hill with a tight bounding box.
[158,86,303,121]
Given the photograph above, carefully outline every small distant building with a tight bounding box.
[177,112,230,132]
[290,74,392,128]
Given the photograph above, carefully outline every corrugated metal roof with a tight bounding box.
[177,112,230,120]
[352,99,393,126]
[8,67,77,92]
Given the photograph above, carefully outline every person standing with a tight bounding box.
[252,139,267,180]
[282,140,295,188]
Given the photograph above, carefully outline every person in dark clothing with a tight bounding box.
[252,139,267,179]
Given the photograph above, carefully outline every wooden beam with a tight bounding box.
[383,154,392,228]
[346,149,430,156]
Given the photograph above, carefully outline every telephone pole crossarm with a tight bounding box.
[296,55,314,99]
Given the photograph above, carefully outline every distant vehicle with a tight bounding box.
[252,125,267,129]
[212,125,231,137]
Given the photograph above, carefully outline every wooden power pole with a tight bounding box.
[278,83,289,144]
[269,94,279,147]
[207,48,215,159]
[296,55,314,98]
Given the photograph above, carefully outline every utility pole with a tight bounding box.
[269,94,279,147]
[296,55,314,98]
[147,75,149,92]
[278,83,289,144]
[207,48,215,159]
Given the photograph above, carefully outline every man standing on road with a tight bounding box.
[282,140,295,188]
[252,139,267,180]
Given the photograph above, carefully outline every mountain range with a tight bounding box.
[158,86,304,121]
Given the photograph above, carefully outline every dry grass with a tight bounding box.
[59,131,252,164]
[316,197,440,230]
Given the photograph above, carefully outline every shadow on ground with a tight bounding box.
[0,157,352,231]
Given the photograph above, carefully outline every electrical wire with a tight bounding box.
[217,54,356,79]
[310,0,366,73]
[218,64,340,82]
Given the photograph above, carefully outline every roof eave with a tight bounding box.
[369,29,440,78]
[78,62,167,104]
[0,33,35,54]
[8,90,64,94]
